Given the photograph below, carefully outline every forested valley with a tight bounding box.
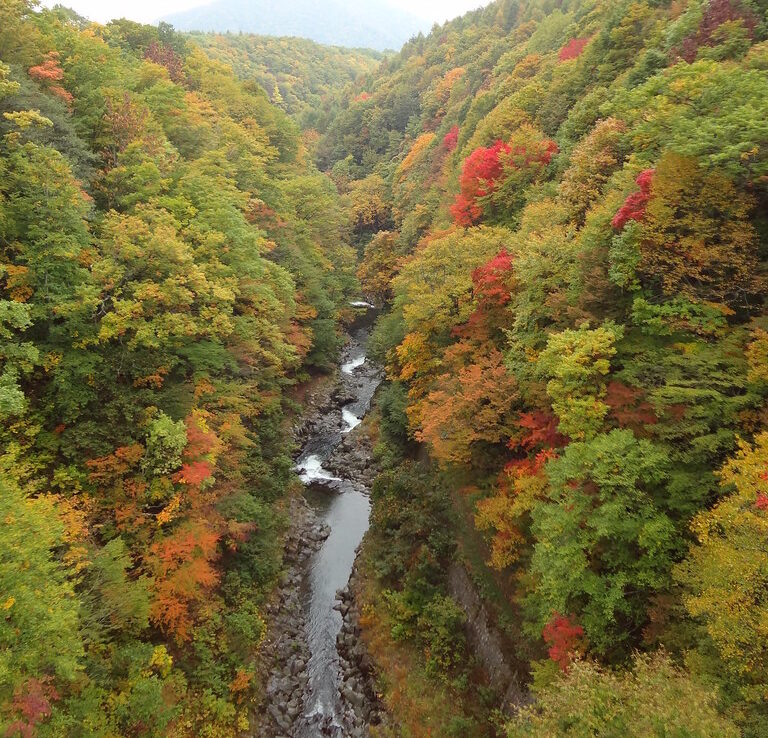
[2,1,768,737]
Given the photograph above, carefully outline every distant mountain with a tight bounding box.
[191,33,382,121]
[161,0,431,51]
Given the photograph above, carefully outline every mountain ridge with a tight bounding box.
[161,0,432,50]
[189,32,382,122]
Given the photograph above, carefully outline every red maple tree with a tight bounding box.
[5,679,58,738]
[559,37,590,61]
[514,411,568,452]
[472,249,514,308]
[612,168,655,230]
[443,125,459,152]
[451,140,511,226]
[542,613,585,671]
[451,136,558,226]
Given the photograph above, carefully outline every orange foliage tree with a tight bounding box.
[414,344,518,465]
[28,51,72,103]
[148,519,221,642]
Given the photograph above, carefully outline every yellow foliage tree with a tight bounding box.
[676,433,768,708]
[640,152,759,307]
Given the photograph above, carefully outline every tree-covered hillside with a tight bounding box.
[0,3,355,736]
[190,33,382,125]
[314,0,768,735]
[4,0,768,736]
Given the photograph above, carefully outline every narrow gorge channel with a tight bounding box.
[257,305,383,738]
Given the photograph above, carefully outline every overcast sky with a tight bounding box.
[41,0,489,25]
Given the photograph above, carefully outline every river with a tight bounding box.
[292,306,382,737]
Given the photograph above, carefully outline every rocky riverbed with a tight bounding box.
[252,496,331,736]
[334,560,385,733]
[253,307,385,738]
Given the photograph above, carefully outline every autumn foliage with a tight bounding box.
[451,140,511,225]
[638,153,759,304]
[451,131,557,226]
[612,169,654,230]
[443,125,459,152]
[414,345,518,464]
[1,7,356,736]
[471,249,514,310]
[320,0,768,732]
[679,0,758,62]
[149,520,221,642]
[542,613,585,671]
[558,37,589,61]
[5,679,58,738]
[5,0,768,735]
[27,52,72,103]
[144,41,185,82]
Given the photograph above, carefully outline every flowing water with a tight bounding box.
[293,307,381,736]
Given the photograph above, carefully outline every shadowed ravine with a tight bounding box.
[290,306,382,737]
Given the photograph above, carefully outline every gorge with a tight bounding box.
[255,306,383,737]
[1,1,768,737]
